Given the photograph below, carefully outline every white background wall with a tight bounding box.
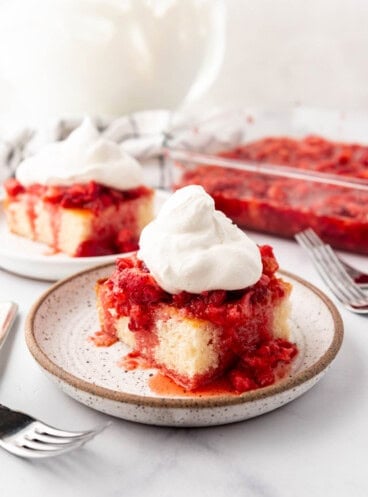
[1,0,368,123]
[196,0,368,112]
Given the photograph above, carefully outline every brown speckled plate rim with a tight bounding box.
[25,263,344,409]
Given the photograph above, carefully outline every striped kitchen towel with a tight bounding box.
[0,109,247,186]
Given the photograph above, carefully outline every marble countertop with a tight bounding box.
[0,232,367,497]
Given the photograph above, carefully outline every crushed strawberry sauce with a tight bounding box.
[97,246,298,394]
[89,330,118,347]
[118,352,151,371]
[148,372,234,396]
[176,135,368,254]
[4,179,150,211]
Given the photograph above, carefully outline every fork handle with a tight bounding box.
[0,403,33,437]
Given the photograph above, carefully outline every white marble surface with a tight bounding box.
[0,230,367,497]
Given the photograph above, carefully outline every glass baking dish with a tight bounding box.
[165,108,368,255]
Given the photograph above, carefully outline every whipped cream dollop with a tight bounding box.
[138,185,263,294]
[16,118,144,190]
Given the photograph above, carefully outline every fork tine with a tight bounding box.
[312,250,356,303]
[18,436,85,452]
[297,229,368,287]
[308,255,354,305]
[294,232,313,253]
[303,228,324,247]
[34,420,108,440]
[315,246,368,305]
[295,231,310,247]
[320,246,368,301]
[296,230,366,300]
[296,230,368,312]
[0,438,85,459]
[30,425,98,445]
[295,230,322,252]
[36,431,96,444]
[299,241,357,305]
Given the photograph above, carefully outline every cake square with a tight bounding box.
[4,180,154,256]
[3,118,154,257]
[94,186,298,393]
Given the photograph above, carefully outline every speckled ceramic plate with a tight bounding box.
[0,189,168,281]
[25,265,343,427]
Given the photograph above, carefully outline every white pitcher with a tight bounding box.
[0,0,225,124]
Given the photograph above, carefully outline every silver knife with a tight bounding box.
[0,302,17,350]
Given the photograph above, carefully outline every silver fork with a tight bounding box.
[295,228,368,288]
[295,231,368,314]
[0,303,109,459]
[0,405,109,458]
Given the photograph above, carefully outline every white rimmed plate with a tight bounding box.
[25,264,343,427]
[0,189,169,281]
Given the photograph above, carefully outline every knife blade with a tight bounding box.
[0,302,17,350]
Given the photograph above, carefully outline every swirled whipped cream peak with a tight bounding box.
[138,185,263,294]
[16,117,144,190]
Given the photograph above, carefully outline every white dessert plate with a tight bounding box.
[0,189,169,281]
[25,264,343,427]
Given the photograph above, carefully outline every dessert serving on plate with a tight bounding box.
[3,119,154,257]
[95,185,298,393]
[174,135,368,254]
